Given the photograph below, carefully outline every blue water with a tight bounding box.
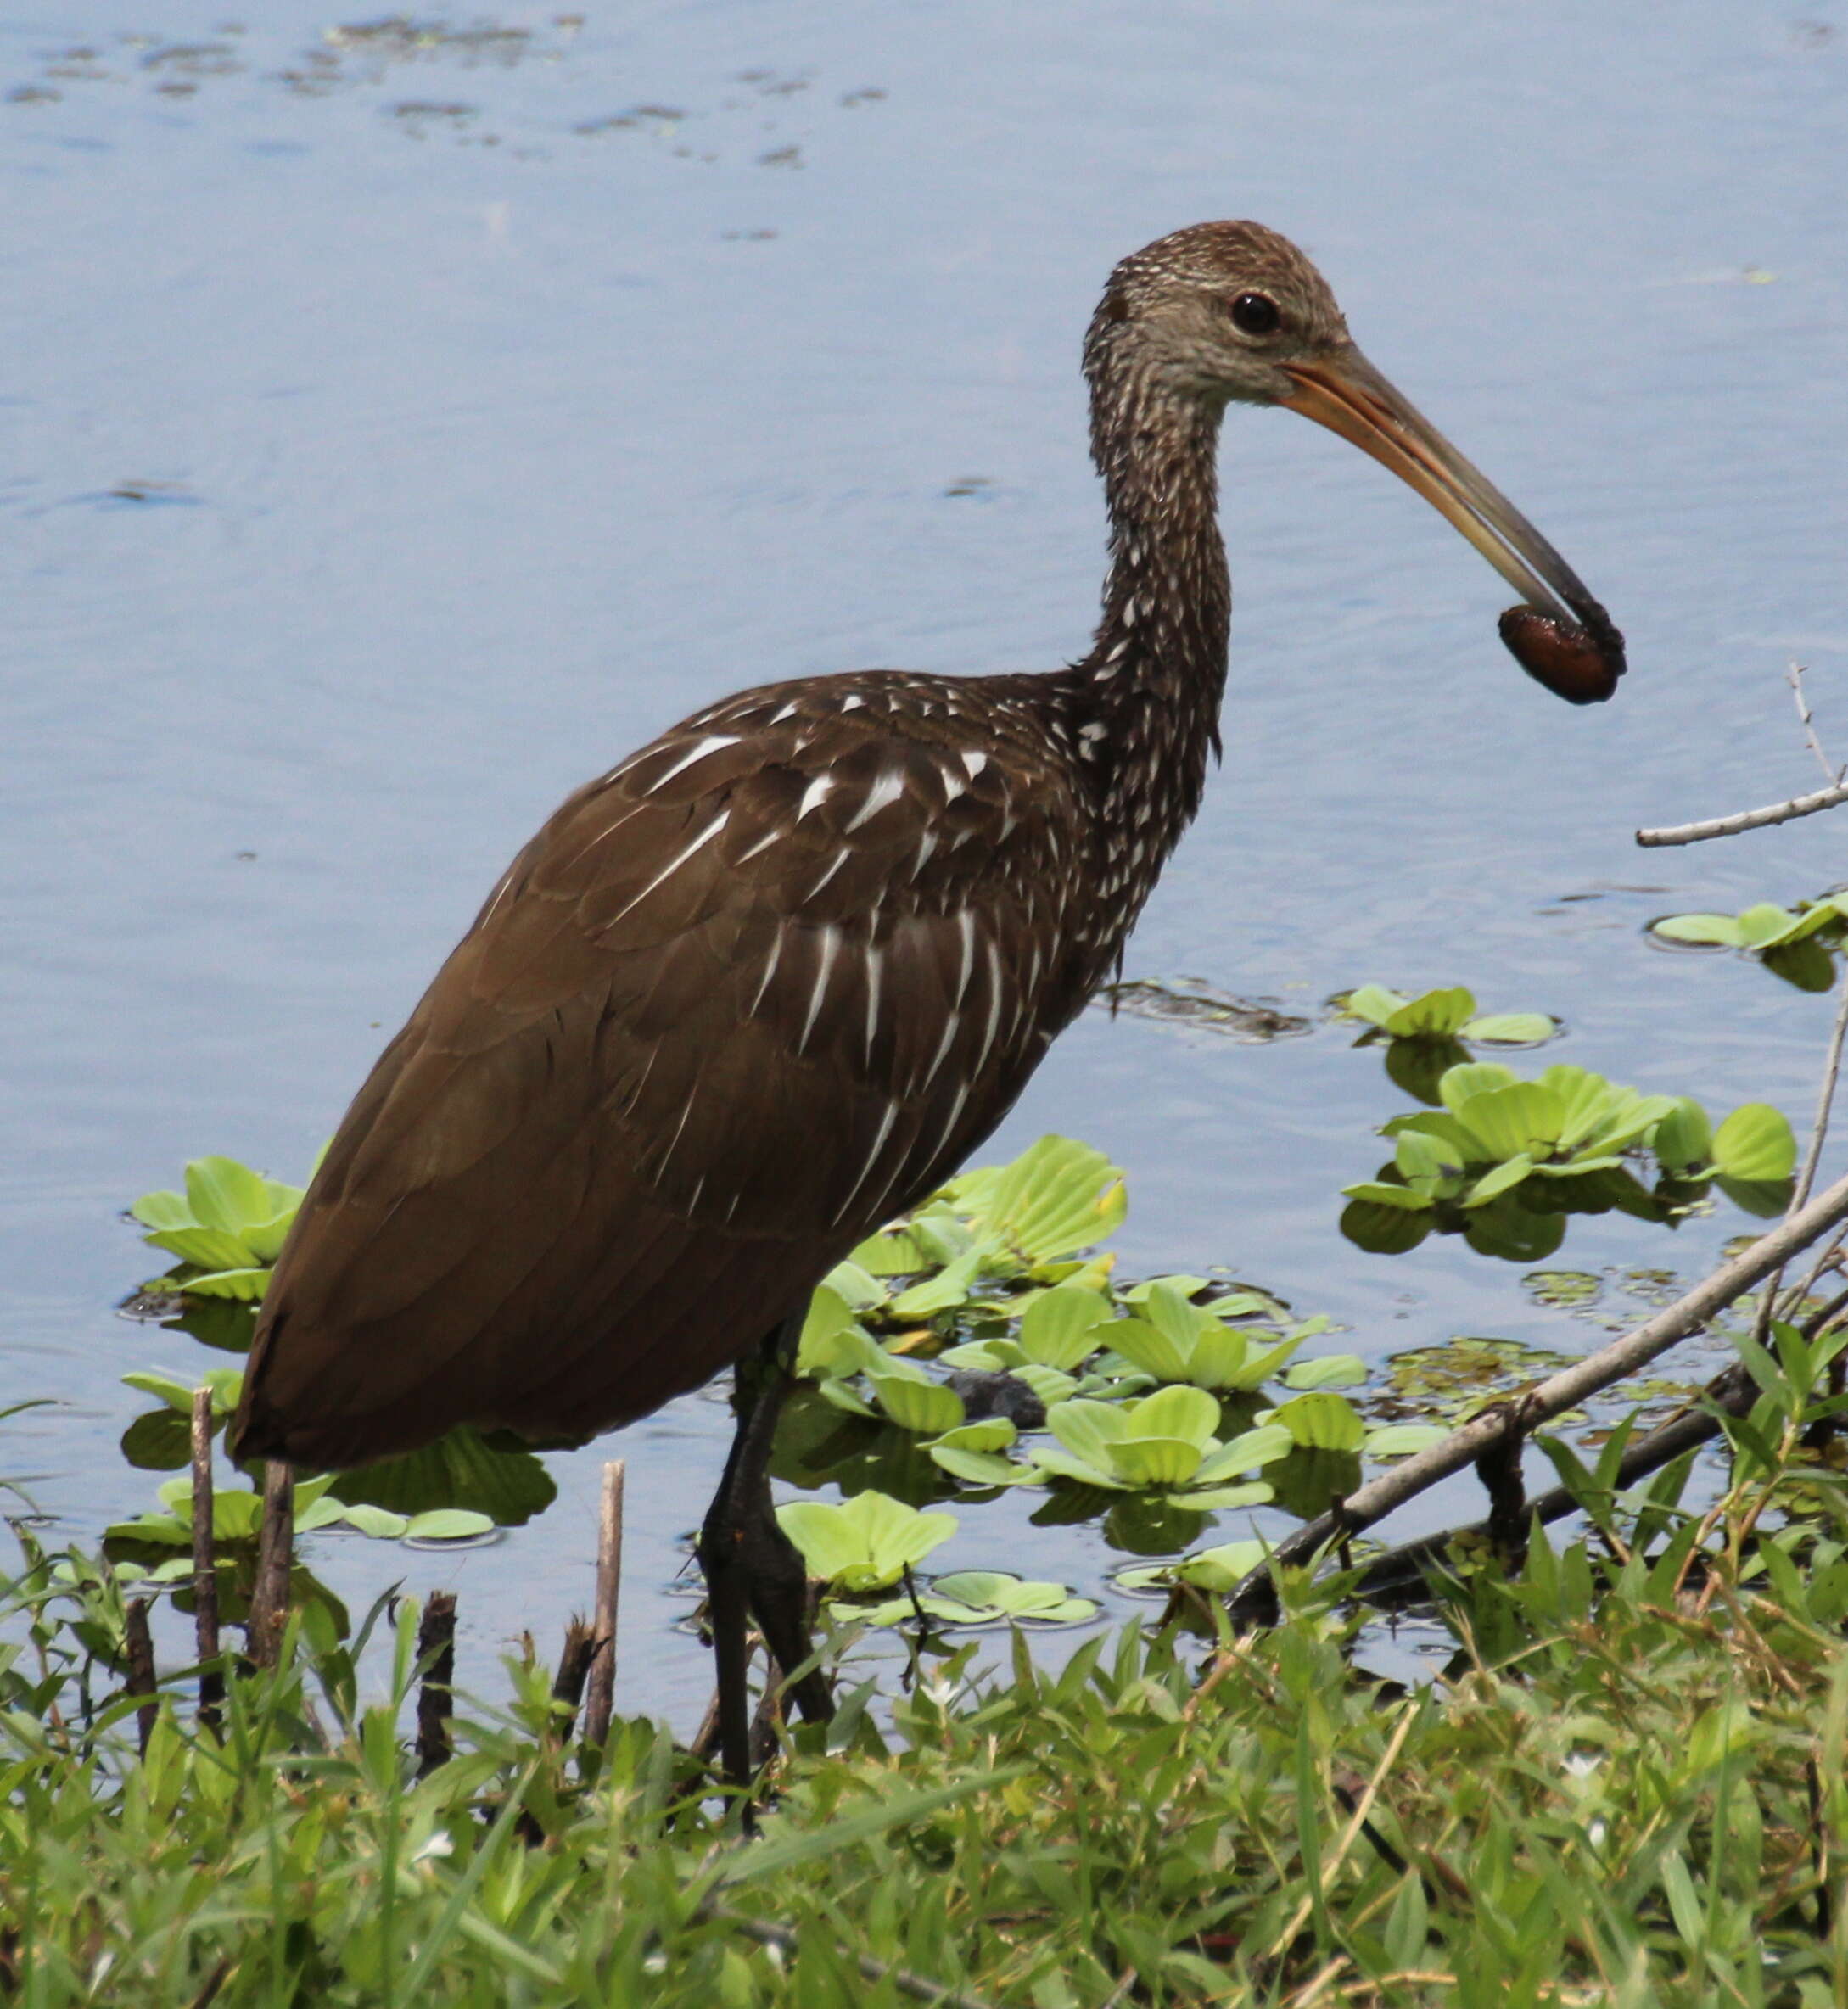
[6,0,1847,1721]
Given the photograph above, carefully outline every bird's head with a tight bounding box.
[1087,221,1624,702]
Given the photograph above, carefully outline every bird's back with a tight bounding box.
[232,670,1102,1471]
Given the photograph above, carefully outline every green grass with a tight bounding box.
[9,1442,1848,2008]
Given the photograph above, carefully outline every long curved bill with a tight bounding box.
[1281,346,1625,701]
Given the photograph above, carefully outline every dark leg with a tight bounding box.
[696,1314,833,1788]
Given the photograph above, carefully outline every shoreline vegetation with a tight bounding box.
[8,1331,1848,2006]
[11,836,1848,2001]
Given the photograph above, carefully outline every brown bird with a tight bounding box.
[232,221,1621,1782]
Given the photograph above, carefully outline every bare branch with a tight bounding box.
[1789,662,1845,788]
[1636,777,1848,848]
[1227,1164,1848,1619]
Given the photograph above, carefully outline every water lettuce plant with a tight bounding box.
[1650,893,1848,992]
[1343,1060,1795,1258]
[1338,982,1560,1101]
[774,1487,955,1592]
[104,1471,492,1551]
[1339,982,1556,1046]
[1011,1385,1291,1508]
[129,1154,308,1300]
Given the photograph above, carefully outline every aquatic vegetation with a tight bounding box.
[1649,891,1848,990]
[1337,982,1557,1046]
[774,1488,955,1593]
[129,1155,309,1301]
[1343,1060,1795,1259]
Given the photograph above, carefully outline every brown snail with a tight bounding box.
[1499,602,1627,705]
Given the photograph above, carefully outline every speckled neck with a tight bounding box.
[1057,351,1233,906]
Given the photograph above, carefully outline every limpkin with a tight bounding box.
[231,221,1622,1782]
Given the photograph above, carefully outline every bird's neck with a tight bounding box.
[1062,377,1232,869]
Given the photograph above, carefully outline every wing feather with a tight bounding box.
[234,681,1095,1469]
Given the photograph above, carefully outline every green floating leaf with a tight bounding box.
[1460,1013,1558,1047]
[1342,983,1411,1029]
[949,1136,1127,1263]
[1268,1392,1366,1452]
[1712,1103,1796,1183]
[1364,1423,1449,1458]
[1449,1083,1565,1162]
[142,1226,256,1273]
[1116,1540,1268,1594]
[328,1424,557,1529]
[776,1490,957,1592]
[888,1248,985,1319]
[1017,1284,1114,1370]
[403,1508,496,1543]
[796,1286,876,1379]
[120,1371,195,1414]
[844,1570,1097,1629]
[1282,1353,1367,1391]
[1341,1181,1434,1212]
[1652,1097,1714,1177]
[185,1156,277,1235]
[927,1445,1033,1487]
[167,1268,271,1301]
[868,1371,966,1436]
[1383,986,1476,1038]
[1649,913,1742,948]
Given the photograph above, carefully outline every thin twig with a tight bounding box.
[415,1591,458,1776]
[189,1390,221,1734]
[1635,776,1848,848]
[1789,663,1845,787]
[1756,955,1848,1346]
[582,1459,625,1748]
[124,1596,158,1755]
[246,1460,293,1669]
[1227,1166,1848,1620]
[696,1900,997,2009]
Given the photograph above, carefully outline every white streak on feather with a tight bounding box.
[833,1097,900,1223]
[971,938,1005,1077]
[843,769,906,833]
[960,750,988,781]
[653,1094,697,1180]
[797,775,836,822]
[732,826,781,865]
[796,925,841,1053]
[952,910,977,1006]
[864,944,884,1064]
[747,931,783,1016]
[599,813,725,930]
[804,851,847,902]
[641,733,741,794]
[920,1011,960,1092]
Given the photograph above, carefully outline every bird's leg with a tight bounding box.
[696,1314,832,1788]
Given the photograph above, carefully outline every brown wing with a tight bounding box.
[232,677,1091,1471]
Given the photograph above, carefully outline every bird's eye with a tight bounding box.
[1229,292,1280,337]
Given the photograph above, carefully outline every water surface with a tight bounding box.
[6,0,1847,1716]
